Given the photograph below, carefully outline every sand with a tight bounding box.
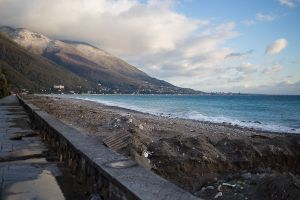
[23,94,300,200]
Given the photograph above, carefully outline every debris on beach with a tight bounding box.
[24,95,300,200]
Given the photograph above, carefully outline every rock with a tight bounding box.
[214,192,222,199]
[206,185,215,190]
[217,185,222,191]
[139,124,144,130]
[190,130,195,132]
[202,155,208,160]
[127,118,133,123]
[242,172,252,180]
[199,185,215,193]
[10,135,22,140]
[143,150,150,158]
[251,134,269,139]
[289,172,300,188]
[222,182,236,188]
[89,193,102,200]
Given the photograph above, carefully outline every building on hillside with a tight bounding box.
[53,85,64,93]
[53,85,64,90]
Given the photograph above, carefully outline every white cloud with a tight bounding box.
[242,19,256,26]
[246,81,300,95]
[265,38,288,55]
[236,62,259,73]
[0,0,203,56]
[278,0,296,8]
[242,13,277,26]
[263,65,283,75]
[255,13,276,21]
[129,22,238,80]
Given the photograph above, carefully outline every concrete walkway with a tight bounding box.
[0,95,85,200]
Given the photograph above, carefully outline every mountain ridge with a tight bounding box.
[0,26,202,94]
[0,33,92,93]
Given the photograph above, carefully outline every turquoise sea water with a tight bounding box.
[58,94,300,134]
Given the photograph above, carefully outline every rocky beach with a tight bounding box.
[22,95,300,200]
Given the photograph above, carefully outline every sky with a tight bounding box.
[0,0,299,94]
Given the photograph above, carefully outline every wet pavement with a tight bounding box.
[0,95,85,200]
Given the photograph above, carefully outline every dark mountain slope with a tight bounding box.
[0,33,92,93]
[0,26,200,94]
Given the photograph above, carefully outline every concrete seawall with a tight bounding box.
[17,95,200,200]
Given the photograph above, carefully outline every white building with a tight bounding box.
[53,85,64,90]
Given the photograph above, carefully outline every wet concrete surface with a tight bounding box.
[0,95,86,200]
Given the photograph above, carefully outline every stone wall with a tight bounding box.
[17,95,200,200]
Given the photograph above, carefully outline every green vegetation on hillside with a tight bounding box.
[0,68,10,98]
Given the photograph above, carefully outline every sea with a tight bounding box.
[57,94,300,134]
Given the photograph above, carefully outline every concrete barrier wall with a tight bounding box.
[17,95,200,200]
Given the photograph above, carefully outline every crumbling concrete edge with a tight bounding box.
[17,95,201,200]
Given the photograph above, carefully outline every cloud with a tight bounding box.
[265,38,288,55]
[242,13,277,26]
[225,50,253,59]
[0,0,203,56]
[128,21,238,79]
[251,81,300,95]
[255,13,276,21]
[278,0,296,8]
[262,65,283,75]
[241,20,256,26]
[236,62,258,73]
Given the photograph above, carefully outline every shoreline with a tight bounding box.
[51,94,300,135]
[24,94,300,200]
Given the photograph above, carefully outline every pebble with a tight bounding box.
[143,150,149,158]
[214,192,222,199]
[139,124,144,130]
[222,183,236,188]
[206,186,215,190]
[242,172,252,180]
[89,194,102,200]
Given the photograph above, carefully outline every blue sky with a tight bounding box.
[174,0,300,93]
[0,0,299,94]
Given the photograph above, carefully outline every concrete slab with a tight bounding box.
[0,95,86,200]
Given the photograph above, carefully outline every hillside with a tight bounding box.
[0,68,10,97]
[0,26,200,94]
[0,33,92,93]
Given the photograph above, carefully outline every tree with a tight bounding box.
[0,68,10,98]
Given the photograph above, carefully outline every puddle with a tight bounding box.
[3,169,65,200]
[104,159,137,169]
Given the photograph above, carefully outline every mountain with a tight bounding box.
[0,26,200,94]
[0,33,92,93]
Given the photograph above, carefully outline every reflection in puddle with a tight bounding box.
[104,159,137,169]
[4,170,65,200]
